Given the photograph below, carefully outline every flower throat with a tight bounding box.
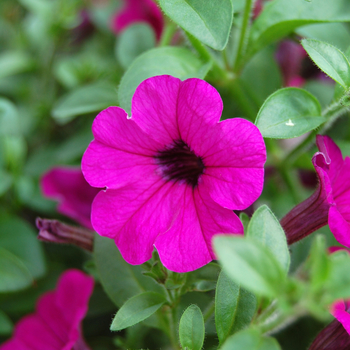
[155,140,205,188]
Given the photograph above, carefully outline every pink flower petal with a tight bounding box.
[331,300,350,336]
[176,78,223,143]
[316,135,344,182]
[14,315,67,350]
[0,270,94,350]
[41,167,99,229]
[111,0,164,40]
[82,106,160,189]
[90,175,181,264]
[329,206,350,248]
[155,186,244,272]
[55,269,94,327]
[131,75,182,147]
[201,118,266,210]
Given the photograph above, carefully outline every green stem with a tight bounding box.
[185,31,227,81]
[279,165,304,204]
[162,288,180,350]
[232,0,254,72]
[159,21,177,47]
[226,79,258,121]
[203,300,215,323]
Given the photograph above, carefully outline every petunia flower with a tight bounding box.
[41,167,100,230]
[281,135,350,246]
[0,269,94,350]
[82,75,266,272]
[111,0,164,41]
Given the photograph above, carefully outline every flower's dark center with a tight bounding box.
[155,140,205,188]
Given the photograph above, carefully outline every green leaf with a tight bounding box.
[247,205,290,273]
[0,215,46,279]
[297,23,350,52]
[248,0,350,60]
[0,52,33,79]
[158,0,233,50]
[0,247,33,293]
[0,171,12,196]
[213,236,286,297]
[115,24,156,69]
[215,271,256,344]
[52,82,117,124]
[0,98,20,136]
[0,310,13,335]
[221,329,281,350]
[239,212,250,232]
[240,46,282,106]
[325,250,350,301]
[94,235,163,308]
[308,235,330,292]
[118,46,211,114]
[255,88,324,139]
[110,292,166,331]
[301,39,350,88]
[179,304,205,350]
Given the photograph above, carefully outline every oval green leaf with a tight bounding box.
[115,23,156,69]
[110,292,166,331]
[0,215,46,279]
[0,98,20,136]
[158,0,233,50]
[0,247,32,293]
[179,304,205,350]
[213,236,286,297]
[255,88,324,139]
[247,205,290,273]
[52,82,118,124]
[301,38,350,88]
[248,0,350,61]
[94,235,163,308]
[221,329,281,350]
[118,46,211,114]
[0,310,13,335]
[215,271,257,344]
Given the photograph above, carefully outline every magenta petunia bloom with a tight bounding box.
[111,0,164,41]
[41,167,100,230]
[282,135,350,246]
[82,75,266,272]
[0,269,94,350]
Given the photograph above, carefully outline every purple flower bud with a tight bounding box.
[36,218,94,252]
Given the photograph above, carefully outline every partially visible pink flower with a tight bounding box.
[252,0,263,19]
[0,269,94,350]
[111,0,164,41]
[330,300,350,336]
[82,75,266,272]
[328,246,350,254]
[41,167,100,230]
[275,40,307,87]
[281,135,350,246]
